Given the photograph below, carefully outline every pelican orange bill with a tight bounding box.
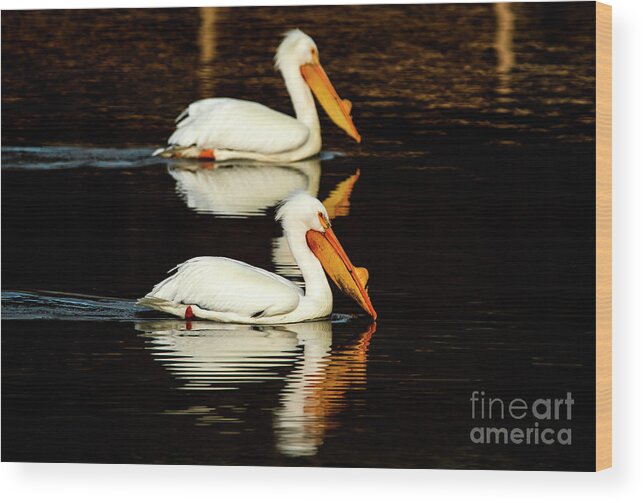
[300,55,361,143]
[306,215,376,319]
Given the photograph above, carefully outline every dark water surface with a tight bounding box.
[2,3,596,469]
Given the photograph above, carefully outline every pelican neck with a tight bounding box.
[281,64,320,132]
[282,220,331,301]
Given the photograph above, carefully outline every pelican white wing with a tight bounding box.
[168,98,310,155]
[142,257,303,318]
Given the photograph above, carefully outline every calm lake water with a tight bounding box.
[2,3,596,470]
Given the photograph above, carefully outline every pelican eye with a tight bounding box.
[318,212,331,229]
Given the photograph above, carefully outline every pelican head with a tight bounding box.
[276,190,329,232]
[275,29,319,70]
[277,192,376,319]
[275,29,361,143]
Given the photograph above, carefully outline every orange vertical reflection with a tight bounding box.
[323,169,361,219]
[494,3,515,95]
[275,323,376,457]
[198,7,218,98]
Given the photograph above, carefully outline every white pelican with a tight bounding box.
[153,29,360,162]
[138,192,376,323]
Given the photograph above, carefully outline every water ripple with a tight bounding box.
[1,290,143,321]
[1,146,160,170]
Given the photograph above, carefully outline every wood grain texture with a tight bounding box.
[595,1,612,472]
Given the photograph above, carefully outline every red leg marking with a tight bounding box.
[198,149,215,161]
[185,305,194,330]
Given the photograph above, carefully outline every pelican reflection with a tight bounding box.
[168,158,321,217]
[166,158,361,282]
[136,319,375,456]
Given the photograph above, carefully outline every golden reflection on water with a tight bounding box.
[137,320,376,456]
[2,5,596,146]
[198,7,219,98]
[494,3,515,96]
[322,168,360,220]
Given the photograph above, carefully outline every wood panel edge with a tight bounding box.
[595,0,612,472]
